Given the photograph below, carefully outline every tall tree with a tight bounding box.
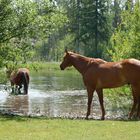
[78,0,112,57]
[125,0,134,10]
[112,0,122,28]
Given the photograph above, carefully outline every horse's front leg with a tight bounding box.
[86,87,95,119]
[18,85,22,94]
[10,82,15,94]
[96,88,105,120]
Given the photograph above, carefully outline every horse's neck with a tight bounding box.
[70,54,91,75]
[10,71,17,81]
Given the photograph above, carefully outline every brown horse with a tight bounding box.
[7,68,30,94]
[60,50,140,120]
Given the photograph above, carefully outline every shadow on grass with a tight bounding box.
[0,112,50,122]
[0,113,28,122]
[0,112,139,123]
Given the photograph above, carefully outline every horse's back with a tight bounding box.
[121,59,140,83]
[18,68,30,83]
[18,68,29,74]
[122,58,140,67]
[84,58,140,88]
[10,68,29,85]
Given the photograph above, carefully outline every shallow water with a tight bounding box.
[0,70,132,120]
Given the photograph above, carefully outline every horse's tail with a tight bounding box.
[21,72,29,94]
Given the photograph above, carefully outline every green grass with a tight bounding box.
[22,61,72,71]
[0,115,140,140]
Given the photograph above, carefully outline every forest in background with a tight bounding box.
[0,0,140,68]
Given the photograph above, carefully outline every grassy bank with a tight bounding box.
[23,61,73,71]
[0,115,139,140]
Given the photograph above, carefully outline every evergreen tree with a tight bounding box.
[112,0,122,28]
[78,0,111,57]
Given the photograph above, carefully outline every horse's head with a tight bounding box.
[6,65,17,79]
[6,67,18,82]
[60,49,72,70]
[6,68,13,79]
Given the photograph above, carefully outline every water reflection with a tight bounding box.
[28,90,88,118]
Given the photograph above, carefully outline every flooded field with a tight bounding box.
[0,69,132,120]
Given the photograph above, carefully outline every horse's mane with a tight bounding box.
[68,51,107,64]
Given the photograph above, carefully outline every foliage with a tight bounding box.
[110,2,140,61]
[57,0,112,58]
[0,0,68,68]
[81,0,112,57]
[50,34,76,61]
[0,70,7,84]
[0,0,140,64]
[0,39,34,70]
[0,0,37,43]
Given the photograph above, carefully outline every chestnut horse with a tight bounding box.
[60,50,140,120]
[7,68,30,94]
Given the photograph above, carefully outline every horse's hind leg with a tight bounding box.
[136,96,140,118]
[96,88,105,120]
[10,82,15,93]
[86,87,95,119]
[18,85,22,94]
[24,73,29,94]
[24,83,28,94]
[129,85,138,119]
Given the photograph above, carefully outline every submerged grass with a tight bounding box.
[0,115,140,140]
